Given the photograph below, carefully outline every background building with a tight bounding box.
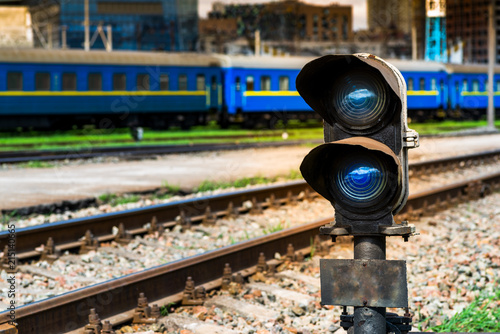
[60,0,198,51]
[367,0,412,35]
[0,7,34,48]
[445,0,496,64]
[365,0,413,59]
[2,0,198,51]
[203,0,353,55]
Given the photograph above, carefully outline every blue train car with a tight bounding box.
[0,49,227,129]
[1,49,497,131]
[221,55,314,127]
[224,56,451,125]
[446,63,500,120]
[388,60,448,121]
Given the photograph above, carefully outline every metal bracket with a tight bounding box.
[340,312,412,334]
[403,129,419,149]
[319,221,416,239]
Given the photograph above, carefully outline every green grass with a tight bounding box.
[194,170,303,193]
[2,119,499,151]
[97,193,140,206]
[263,221,286,234]
[409,119,500,135]
[17,160,56,168]
[421,283,500,332]
[0,123,324,150]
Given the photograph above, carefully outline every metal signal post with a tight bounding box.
[297,54,419,334]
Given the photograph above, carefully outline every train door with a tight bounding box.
[233,76,243,109]
[209,75,219,110]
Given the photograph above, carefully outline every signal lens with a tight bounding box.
[332,153,394,208]
[331,69,389,130]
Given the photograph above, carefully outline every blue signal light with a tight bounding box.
[335,158,387,203]
[332,69,389,130]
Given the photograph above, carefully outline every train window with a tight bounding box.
[462,79,468,91]
[496,80,500,91]
[235,77,241,91]
[246,76,254,91]
[431,78,437,90]
[211,76,217,90]
[7,72,22,91]
[261,76,271,91]
[113,73,127,90]
[136,74,150,91]
[88,73,102,91]
[279,76,289,91]
[472,80,479,92]
[35,73,51,91]
[178,74,187,90]
[407,78,413,90]
[160,74,169,90]
[455,81,459,94]
[62,73,77,91]
[196,74,206,91]
[419,78,425,90]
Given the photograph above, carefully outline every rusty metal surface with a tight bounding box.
[0,181,311,255]
[1,218,329,333]
[320,259,408,308]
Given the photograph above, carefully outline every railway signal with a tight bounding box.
[297,54,419,334]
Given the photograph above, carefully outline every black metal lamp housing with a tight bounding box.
[298,54,419,225]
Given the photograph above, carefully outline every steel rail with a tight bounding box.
[2,149,499,258]
[0,181,313,257]
[2,218,329,333]
[0,140,322,164]
[2,170,500,333]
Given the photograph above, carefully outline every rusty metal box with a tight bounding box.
[320,259,408,308]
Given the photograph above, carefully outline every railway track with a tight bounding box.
[2,168,499,333]
[0,140,322,164]
[2,148,500,257]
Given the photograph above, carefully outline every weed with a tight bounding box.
[417,282,500,332]
[98,193,140,206]
[194,173,301,193]
[18,160,55,168]
[263,221,285,234]
[427,284,500,332]
[160,302,177,316]
[287,169,302,180]
[309,237,315,258]
[162,181,181,194]
[98,193,118,203]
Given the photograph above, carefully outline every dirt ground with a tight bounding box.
[1,133,500,211]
